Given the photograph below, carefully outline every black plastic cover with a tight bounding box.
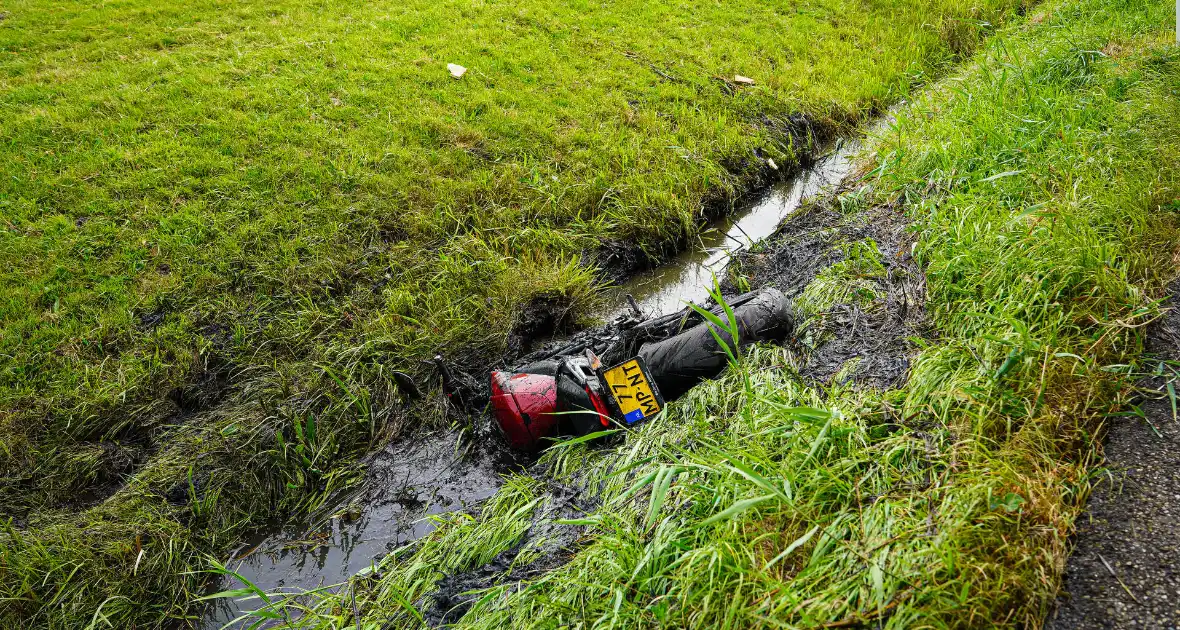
[638,288,793,400]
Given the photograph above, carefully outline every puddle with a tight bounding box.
[607,130,878,320]
[202,432,518,629]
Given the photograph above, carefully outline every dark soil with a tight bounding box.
[15,352,237,520]
[594,238,653,285]
[58,441,148,512]
[505,294,579,356]
[1048,284,1180,629]
[422,480,595,627]
[737,198,927,389]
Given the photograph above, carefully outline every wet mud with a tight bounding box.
[506,294,579,356]
[204,117,923,628]
[22,352,238,521]
[738,200,927,389]
[423,480,595,626]
[203,431,522,628]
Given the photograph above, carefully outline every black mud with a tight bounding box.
[594,238,653,285]
[1047,283,1180,629]
[506,294,579,356]
[13,351,237,521]
[736,199,927,390]
[423,480,595,626]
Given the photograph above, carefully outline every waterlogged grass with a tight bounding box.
[259,0,1180,627]
[0,0,1033,625]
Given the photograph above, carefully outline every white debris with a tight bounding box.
[733,75,756,86]
[447,63,467,79]
[767,158,778,170]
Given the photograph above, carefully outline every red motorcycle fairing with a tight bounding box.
[490,371,559,451]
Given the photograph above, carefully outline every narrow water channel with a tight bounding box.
[203,123,883,629]
[606,131,873,320]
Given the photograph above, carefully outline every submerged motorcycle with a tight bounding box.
[490,288,794,451]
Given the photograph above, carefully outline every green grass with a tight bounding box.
[242,0,1180,627]
[795,238,888,318]
[0,0,1035,626]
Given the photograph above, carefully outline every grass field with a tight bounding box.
[0,0,1036,626]
[219,0,1180,627]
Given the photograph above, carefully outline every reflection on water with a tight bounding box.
[607,132,877,319]
[202,433,513,629]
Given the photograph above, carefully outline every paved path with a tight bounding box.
[1048,288,1180,629]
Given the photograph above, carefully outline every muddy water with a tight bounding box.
[202,433,517,628]
[607,133,872,320]
[203,122,886,628]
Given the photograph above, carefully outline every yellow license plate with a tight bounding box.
[601,357,663,424]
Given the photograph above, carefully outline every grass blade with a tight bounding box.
[699,494,776,527]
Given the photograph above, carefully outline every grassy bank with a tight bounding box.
[0,0,1032,626]
[250,0,1180,626]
